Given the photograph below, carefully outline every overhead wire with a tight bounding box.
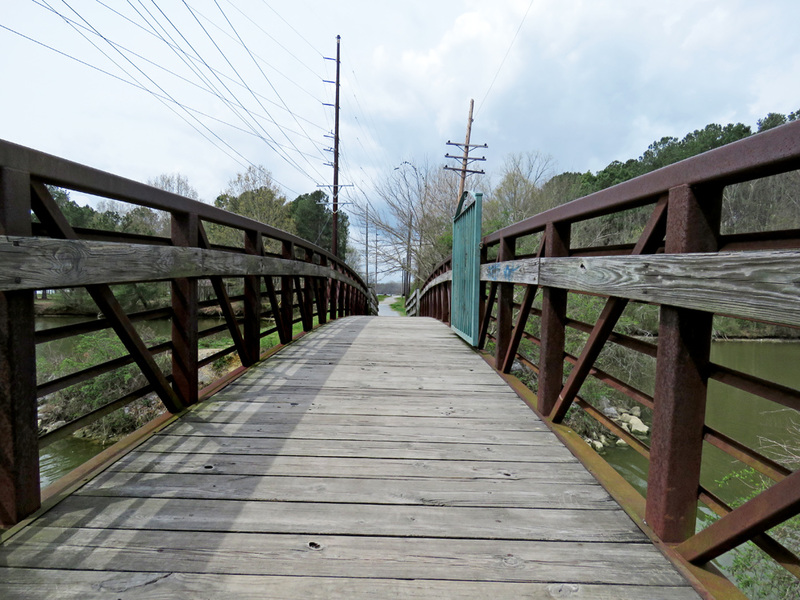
[36,0,304,194]
[13,0,367,199]
[194,2,322,103]
[91,0,327,132]
[177,0,324,182]
[213,0,329,166]
[145,0,313,181]
[28,0,321,148]
[45,0,266,175]
[223,0,323,79]
[256,0,324,59]
[476,0,535,117]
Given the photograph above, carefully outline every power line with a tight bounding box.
[144,0,300,170]
[46,0,264,173]
[213,1,329,171]
[223,0,323,79]
[194,2,322,103]
[7,10,301,195]
[476,0,535,117]
[257,0,324,58]
[29,0,321,149]
[178,0,323,182]
[92,0,327,132]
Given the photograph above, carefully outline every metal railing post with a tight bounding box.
[301,249,315,331]
[646,184,722,543]
[171,212,199,405]
[539,222,570,417]
[494,236,516,368]
[318,256,329,325]
[243,230,262,364]
[281,241,295,341]
[0,167,39,527]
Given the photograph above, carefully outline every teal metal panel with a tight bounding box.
[451,191,482,346]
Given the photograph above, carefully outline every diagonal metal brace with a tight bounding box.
[549,195,669,423]
[30,182,183,414]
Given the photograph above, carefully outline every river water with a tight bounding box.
[604,340,800,503]
[36,316,226,488]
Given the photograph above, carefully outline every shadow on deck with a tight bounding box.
[0,316,699,599]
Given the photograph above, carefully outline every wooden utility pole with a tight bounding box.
[445,99,487,201]
[332,35,341,257]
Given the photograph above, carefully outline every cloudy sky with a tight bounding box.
[2,1,799,220]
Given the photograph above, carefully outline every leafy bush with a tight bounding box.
[37,327,168,441]
[713,465,800,600]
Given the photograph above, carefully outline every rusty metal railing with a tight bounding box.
[418,120,800,597]
[0,139,376,528]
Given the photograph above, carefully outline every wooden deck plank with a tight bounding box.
[0,316,699,599]
[33,495,647,542]
[2,528,687,585]
[137,435,577,461]
[160,421,554,443]
[77,472,618,508]
[0,569,703,600]
[106,451,599,482]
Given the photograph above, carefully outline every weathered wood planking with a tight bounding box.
[79,471,617,508]
[108,451,597,482]
[0,316,699,599]
[0,569,702,600]
[137,435,575,460]
[0,236,366,294]
[34,495,645,542]
[161,420,554,443]
[3,528,688,585]
[478,251,800,326]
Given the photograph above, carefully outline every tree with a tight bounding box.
[147,173,200,200]
[121,206,168,237]
[208,165,295,249]
[361,160,460,292]
[483,152,557,233]
[757,112,788,133]
[288,190,349,257]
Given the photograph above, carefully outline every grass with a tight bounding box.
[259,316,318,349]
[390,297,407,316]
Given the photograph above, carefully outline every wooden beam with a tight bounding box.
[471,247,800,328]
[0,237,367,296]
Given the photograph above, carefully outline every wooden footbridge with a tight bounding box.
[2,122,800,598]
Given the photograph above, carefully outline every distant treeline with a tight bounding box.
[482,109,800,249]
